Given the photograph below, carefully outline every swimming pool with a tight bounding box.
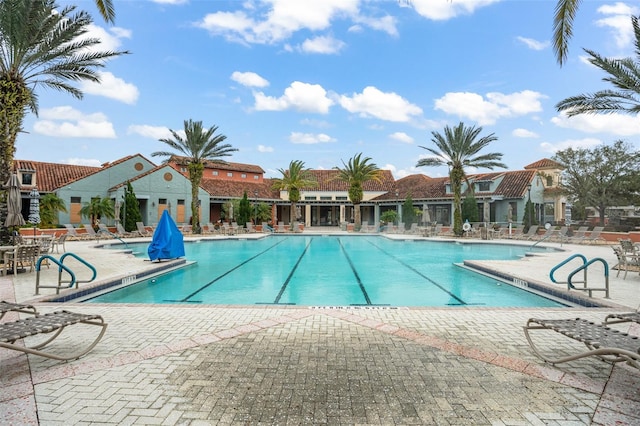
[91,236,564,307]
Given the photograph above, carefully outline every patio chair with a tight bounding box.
[523,317,640,370]
[0,310,107,361]
[275,222,287,233]
[618,238,638,255]
[3,244,40,276]
[567,226,589,243]
[406,223,419,234]
[115,223,137,238]
[245,222,257,233]
[0,301,37,320]
[51,233,68,253]
[550,226,569,243]
[136,222,152,237]
[612,246,640,279]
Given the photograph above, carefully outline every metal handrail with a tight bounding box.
[58,252,97,285]
[98,229,129,249]
[549,254,587,284]
[567,257,610,298]
[35,255,76,295]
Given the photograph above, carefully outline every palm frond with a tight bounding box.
[553,0,581,67]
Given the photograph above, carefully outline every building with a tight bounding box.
[11,155,566,229]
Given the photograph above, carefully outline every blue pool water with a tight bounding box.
[90,236,564,307]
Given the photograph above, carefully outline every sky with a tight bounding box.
[16,0,640,179]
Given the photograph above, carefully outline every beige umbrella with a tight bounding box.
[4,174,25,227]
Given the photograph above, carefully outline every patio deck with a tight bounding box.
[1,233,639,425]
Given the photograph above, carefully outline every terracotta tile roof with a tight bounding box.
[374,174,448,201]
[13,160,100,192]
[300,169,395,192]
[524,158,564,170]
[168,155,265,174]
[491,170,537,198]
[200,178,279,199]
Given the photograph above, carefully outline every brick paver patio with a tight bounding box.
[1,235,639,425]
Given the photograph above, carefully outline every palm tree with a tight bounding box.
[152,119,237,234]
[39,193,67,227]
[80,196,114,229]
[416,123,506,236]
[271,160,317,223]
[334,153,382,230]
[0,0,127,242]
[94,0,115,23]
[557,15,640,116]
[553,0,581,66]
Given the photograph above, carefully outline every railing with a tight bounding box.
[98,229,129,249]
[549,254,609,298]
[35,252,97,295]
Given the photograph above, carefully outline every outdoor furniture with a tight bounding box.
[0,301,37,320]
[523,317,640,370]
[584,226,605,244]
[0,310,107,361]
[50,234,67,253]
[64,224,89,240]
[136,222,152,237]
[612,246,640,279]
[516,225,538,240]
[83,224,101,241]
[567,226,589,243]
[115,223,137,238]
[3,245,40,276]
[604,311,640,326]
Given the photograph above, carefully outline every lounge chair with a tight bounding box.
[567,226,589,243]
[584,226,605,244]
[604,311,640,326]
[83,224,101,241]
[64,224,89,241]
[506,224,524,239]
[523,317,640,370]
[115,223,137,238]
[0,310,107,361]
[0,301,37,320]
[181,224,192,235]
[275,222,286,233]
[136,222,152,237]
[262,222,274,233]
[516,225,538,240]
[551,226,569,243]
[406,223,419,234]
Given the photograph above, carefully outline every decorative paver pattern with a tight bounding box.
[1,236,639,425]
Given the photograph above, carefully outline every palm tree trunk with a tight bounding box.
[188,163,204,234]
[451,167,464,236]
[354,203,361,230]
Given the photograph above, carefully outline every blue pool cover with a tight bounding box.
[148,210,185,261]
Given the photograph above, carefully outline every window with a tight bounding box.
[253,175,259,180]
[546,176,553,186]
[158,198,167,205]
[304,196,317,201]
[477,182,490,191]
[21,173,33,185]
[70,197,81,203]
[212,171,219,176]
[241,173,247,178]
[180,167,186,173]
[336,196,348,201]
[320,196,332,201]
[227,172,233,177]
[177,199,185,205]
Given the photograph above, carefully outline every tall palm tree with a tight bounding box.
[0,0,127,243]
[152,119,237,234]
[271,160,317,223]
[334,153,382,230]
[557,15,640,116]
[416,122,506,236]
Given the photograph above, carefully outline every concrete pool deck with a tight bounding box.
[1,232,639,425]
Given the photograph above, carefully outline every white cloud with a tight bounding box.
[353,14,398,36]
[195,0,359,45]
[540,138,602,153]
[258,144,274,152]
[254,81,334,113]
[61,158,103,167]
[434,90,545,125]
[512,128,539,138]
[339,86,423,122]
[300,35,346,54]
[289,132,336,144]
[80,71,139,104]
[33,106,116,138]
[516,36,549,51]
[407,0,500,21]
[389,132,414,144]
[231,71,270,88]
[551,112,640,136]
[82,24,130,53]
[127,124,173,139]
[300,118,332,128]
[596,3,639,49]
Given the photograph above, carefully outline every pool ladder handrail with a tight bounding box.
[549,254,610,298]
[35,252,97,295]
[98,229,129,249]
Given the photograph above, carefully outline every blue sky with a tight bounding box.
[17,0,640,179]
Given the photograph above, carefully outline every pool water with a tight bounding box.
[91,236,564,307]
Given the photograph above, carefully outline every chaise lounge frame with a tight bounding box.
[523,317,640,370]
[0,302,107,361]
